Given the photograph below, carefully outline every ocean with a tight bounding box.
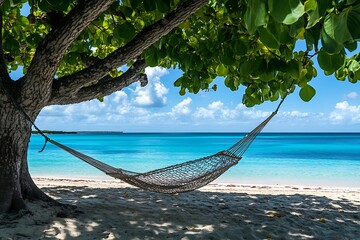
[28,133,360,188]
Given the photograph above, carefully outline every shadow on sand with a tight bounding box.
[1,185,359,239]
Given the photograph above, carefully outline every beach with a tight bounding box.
[3,133,358,239]
[1,178,359,239]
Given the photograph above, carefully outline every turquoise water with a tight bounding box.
[28,133,360,188]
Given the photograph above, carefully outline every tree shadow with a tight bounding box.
[0,185,359,239]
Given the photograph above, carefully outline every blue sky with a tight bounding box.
[14,63,358,133]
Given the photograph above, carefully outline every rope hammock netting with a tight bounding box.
[2,82,291,194]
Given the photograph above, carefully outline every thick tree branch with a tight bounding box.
[0,11,11,85]
[20,0,115,109]
[48,60,147,105]
[52,0,207,98]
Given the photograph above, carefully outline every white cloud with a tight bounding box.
[243,109,271,119]
[172,97,192,115]
[346,92,358,99]
[194,101,241,120]
[145,67,168,79]
[113,91,128,104]
[132,67,169,107]
[194,107,215,119]
[194,101,221,119]
[208,101,223,110]
[282,110,309,118]
[330,101,360,124]
[133,89,154,106]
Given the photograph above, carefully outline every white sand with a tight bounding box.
[1,178,359,239]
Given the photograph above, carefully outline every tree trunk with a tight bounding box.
[0,94,51,213]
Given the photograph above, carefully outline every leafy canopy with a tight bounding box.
[1,0,360,107]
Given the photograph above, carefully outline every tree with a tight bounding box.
[0,0,359,213]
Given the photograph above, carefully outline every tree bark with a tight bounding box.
[49,59,148,105]
[0,88,52,213]
[0,93,31,213]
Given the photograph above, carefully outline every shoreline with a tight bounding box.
[34,176,360,190]
[31,175,360,190]
[2,178,359,239]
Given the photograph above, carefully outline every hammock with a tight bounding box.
[46,110,277,193]
[2,82,290,194]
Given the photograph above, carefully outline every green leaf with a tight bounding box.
[240,61,252,76]
[65,52,80,65]
[345,41,357,52]
[289,17,305,37]
[258,26,280,49]
[19,16,29,26]
[144,47,158,67]
[220,48,235,65]
[224,77,235,90]
[321,28,343,54]
[144,1,156,11]
[317,49,345,73]
[288,60,300,79]
[0,0,10,10]
[346,0,358,5]
[299,84,316,102]
[25,33,42,47]
[37,0,51,12]
[269,0,305,25]
[347,4,360,40]
[304,0,317,12]
[323,11,353,45]
[179,87,186,96]
[335,68,347,81]
[348,69,360,83]
[233,37,248,56]
[3,33,19,53]
[269,91,280,101]
[122,6,134,18]
[244,0,267,34]
[155,0,170,13]
[174,78,182,87]
[46,0,71,11]
[225,0,240,13]
[304,23,321,51]
[129,0,142,9]
[278,25,293,44]
[216,64,228,76]
[348,60,360,73]
[304,0,331,28]
[114,22,136,42]
[305,0,320,28]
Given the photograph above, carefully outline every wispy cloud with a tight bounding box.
[346,91,358,99]
[243,109,271,119]
[329,101,360,124]
[282,110,309,118]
